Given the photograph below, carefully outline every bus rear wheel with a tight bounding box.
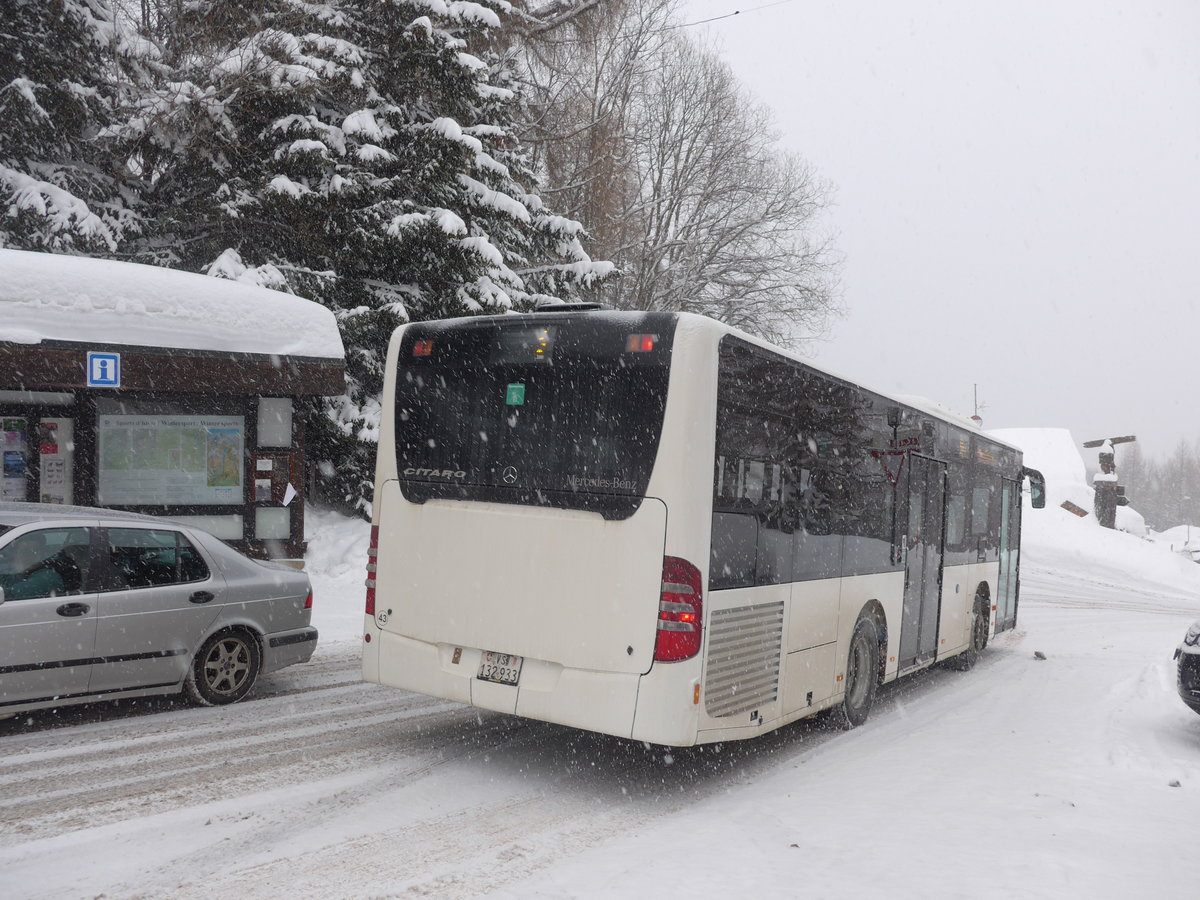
[831,616,879,730]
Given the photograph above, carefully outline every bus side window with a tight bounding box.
[755,462,792,585]
[711,345,795,589]
[792,466,845,581]
[969,466,999,561]
[839,471,896,576]
[711,401,765,590]
[711,512,757,589]
[711,452,792,586]
[946,492,967,546]
[971,485,991,535]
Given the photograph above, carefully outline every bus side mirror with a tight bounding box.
[1022,467,1046,509]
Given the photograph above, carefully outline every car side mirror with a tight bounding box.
[0,584,6,607]
[1022,467,1046,509]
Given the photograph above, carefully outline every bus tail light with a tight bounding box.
[655,557,703,662]
[625,333,658,353]
[365,525,378,616]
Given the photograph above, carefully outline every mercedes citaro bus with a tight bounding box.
[362,308,1044,746]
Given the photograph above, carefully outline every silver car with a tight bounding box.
[0,503,316,715]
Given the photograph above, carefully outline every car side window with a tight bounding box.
[178,537,209,583]
[104,528,209,590]
[0,527,92,600]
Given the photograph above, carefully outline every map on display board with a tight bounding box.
[97,414,244,505]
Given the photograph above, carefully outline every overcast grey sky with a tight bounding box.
[683,0,1200,460]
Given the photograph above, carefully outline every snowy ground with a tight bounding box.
[2,502,1198,898]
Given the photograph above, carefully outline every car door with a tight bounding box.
[0,525,99,707]
[88,525,224,694]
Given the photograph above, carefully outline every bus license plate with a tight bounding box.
[477,651,523,686]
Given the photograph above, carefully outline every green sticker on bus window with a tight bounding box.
[505,383,526,406]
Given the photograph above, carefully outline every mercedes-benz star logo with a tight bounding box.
[502,466,518,484]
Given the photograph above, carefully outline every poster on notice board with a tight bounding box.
[2,417,28,502]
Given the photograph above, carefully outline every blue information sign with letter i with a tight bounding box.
[87,352,121,388]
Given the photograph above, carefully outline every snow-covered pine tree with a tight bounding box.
[126,0,611,516]
[0,0,149,253]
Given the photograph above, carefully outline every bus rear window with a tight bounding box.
[393,313,677,519]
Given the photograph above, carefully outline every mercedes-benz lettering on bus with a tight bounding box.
[363,310,1045,746]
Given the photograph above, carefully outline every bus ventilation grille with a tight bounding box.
[704,600,785,719]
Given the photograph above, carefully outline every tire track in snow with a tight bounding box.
[156,720,775,900]
[1020,563,1200,617]
[0,655,843,900]
[0,696,464,840]
[0,653,503,844]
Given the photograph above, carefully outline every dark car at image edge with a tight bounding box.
[1174,620,1200,716]
[0,503,317,716]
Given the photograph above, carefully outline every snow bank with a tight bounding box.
[1021,502,1200,598]
[996,426,1149,535]
[994,427,1200,596]
[304,504,370,644]
[991,426,1092,511]
[1147,524,1200,562]
[1152,524,1199,547]
[0,248,344,359]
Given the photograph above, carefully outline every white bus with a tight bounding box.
[362,309,1044,746]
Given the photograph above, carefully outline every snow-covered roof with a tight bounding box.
[895,393,988,435]
[0,249,344,360]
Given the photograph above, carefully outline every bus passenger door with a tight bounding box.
[994,477,1022,633]
[899,455,947,670]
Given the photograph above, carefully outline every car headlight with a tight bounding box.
[1186,623,1200,647]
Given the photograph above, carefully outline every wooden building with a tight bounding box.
[0,249,345,560]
